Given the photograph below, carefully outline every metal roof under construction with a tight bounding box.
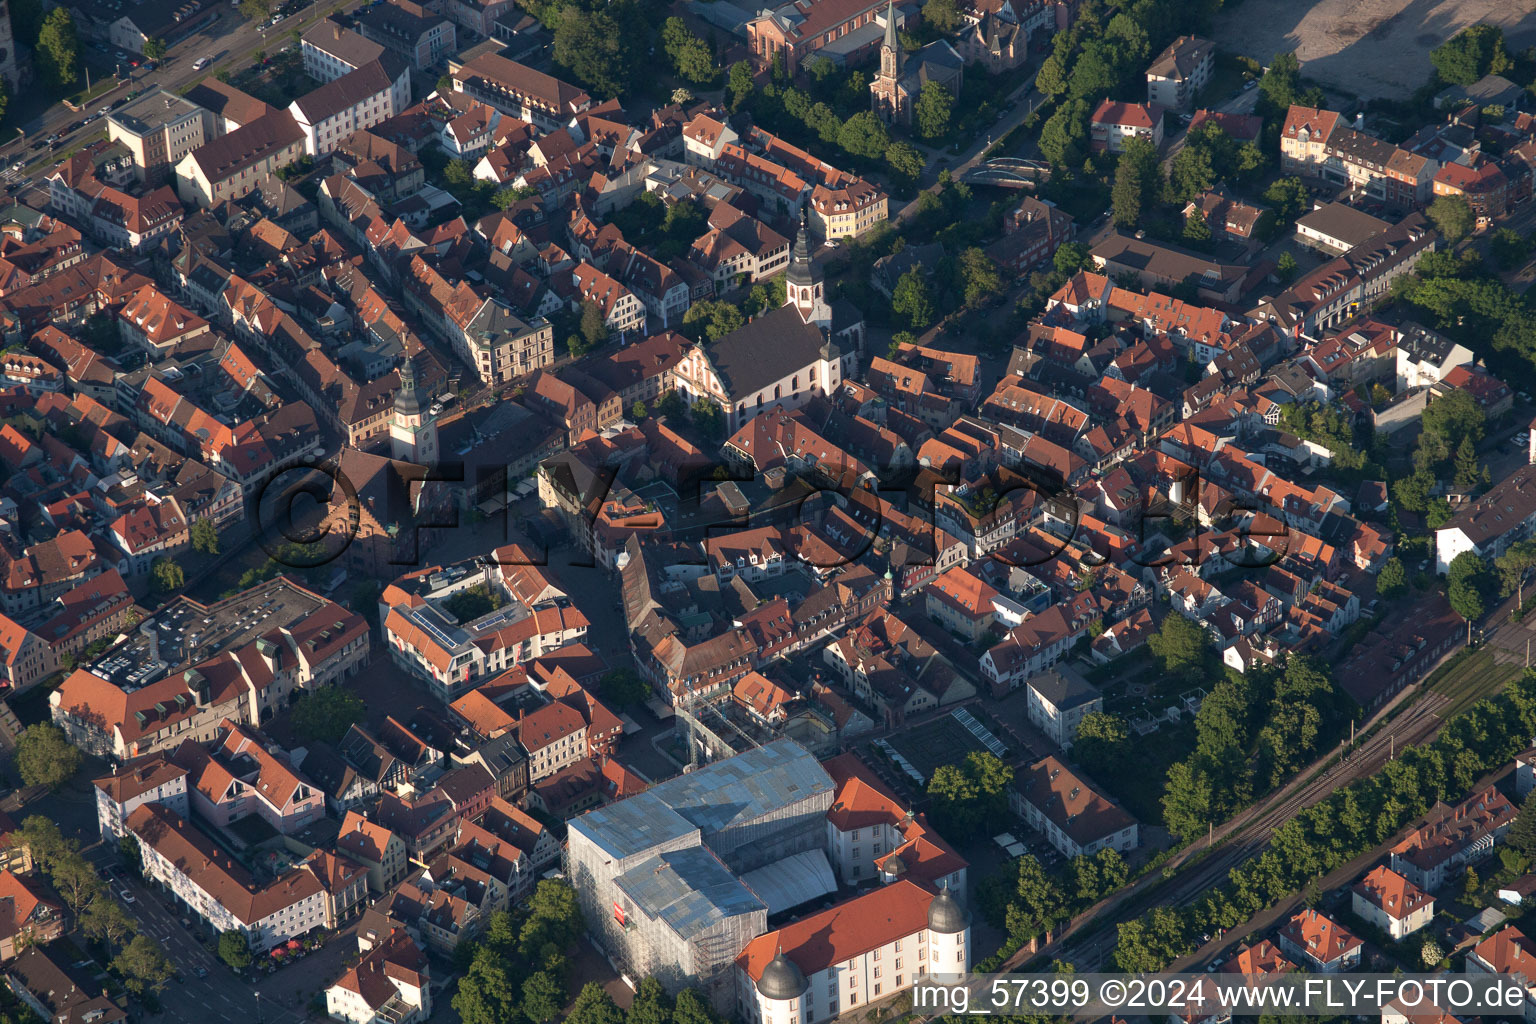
[571,740,833,861]
[739,850,838,916]
[615,847,766,940]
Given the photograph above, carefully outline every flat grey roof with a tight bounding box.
[614,847,765,939]
[569,794,698,861]
[648,739,833,835]
[571,740,833,859]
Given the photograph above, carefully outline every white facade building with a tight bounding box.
[129,803,327,950]
[736,883,970,1024]
[94,755,190,839]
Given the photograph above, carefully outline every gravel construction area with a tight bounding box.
[1214,0,1536,99]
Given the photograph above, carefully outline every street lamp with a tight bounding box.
[255,990,263,1024]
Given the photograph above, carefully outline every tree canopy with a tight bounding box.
[1430,24,1512,86]
[288,686,366,744]
[15,723,80,790]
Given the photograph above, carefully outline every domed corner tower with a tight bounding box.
[754,951,809,1024]
[926,884,971,981]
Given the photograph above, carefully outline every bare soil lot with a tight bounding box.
[1214,0,1536,99]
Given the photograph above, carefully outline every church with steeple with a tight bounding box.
[869,0,964,127]
[670,215,864,433]
[389,356,439,465]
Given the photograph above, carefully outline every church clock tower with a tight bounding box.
[390,357,439,465]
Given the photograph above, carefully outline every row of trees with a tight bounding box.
[1392,247,1536,392]
[8,818,174,995]
[450,880,730,1024]
[1077,617,1348,839]
[976,846,1129,947]
[736,71,928,187]
[1034,0,1221,171]
[889,247,1005,331]
[1114,667,1536,970]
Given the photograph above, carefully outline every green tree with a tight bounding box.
[1510,791,1536,856]
[956,247,1002,307]
[1377,556,1407,599]
[8,816,69,872]
[1262,176,1310,224]
[288,686,365,743]
[218,930,251,971]
[1463,865,1481,901]
[521,971,564,1023]
[681,300,744,343]
[728,60,754,110]
[1162,760,1214,839]
[1447,551,1492,622]
[1430,24,1511,86]
[36,7,78,89]
[838,111,889,161]
[885,140,924,183]
[15,724,80,791]
[1035,53,1067,98]
[150,557,184,594]
[453,947,519,1024]
[1257,51,1303,114]
[1453,434,1484,491]
[1167,143,1215,204]
[926,752,1013,841]
[1275,250,1299,284]
[1183,208,1212,248]
[690,398,723,439]
[1039,100,1088,169]
[118,834,141,872]
[113,935,173,995]
[238,0,273,23]
[629,977,673,1024]
[437,73,454,93]
[598,667,650,708]
[1053,241,1092,275]
[142,37,166,60]
[218,933,250,976]
[578,300,609,350]
[567,982,625,1024]
[892,265,936,330]
[51,851,103,916]
[82,898,137,954]
[924,0,960,32]
[662,17,716,85]
[1497,539,1536,598]
[553,6,633,99]
[630,400,647,421]
[191,517,219,555]
[1428,194,1474,245]
[913,80,953,141]
[673,989,718,1024]
[1111,137,1160,228]
[1147,613,1207,680]
[1491,227,1529,269]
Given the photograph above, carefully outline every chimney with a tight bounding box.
[1355,112,1364,131]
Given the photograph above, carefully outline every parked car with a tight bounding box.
[118,889,135,904]
[1244,78,1258,90]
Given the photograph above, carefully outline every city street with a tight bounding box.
[81,850,311,1024]
[3,0,361,168]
